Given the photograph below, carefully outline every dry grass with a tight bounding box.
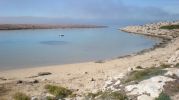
[85,91,128,100]
[155,92,171,100]
[13,92,30,100]
[0,84,11,98]
[122,67,167,83]
[45,84,72,99]
[175,63,179,68]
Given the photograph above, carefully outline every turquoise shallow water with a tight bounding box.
[0,28,159,70]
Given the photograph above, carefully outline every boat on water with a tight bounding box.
[59,34,64,37]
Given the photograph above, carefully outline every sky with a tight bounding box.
[0,0,179,24]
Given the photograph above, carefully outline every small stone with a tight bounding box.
[16,80,23,84]
[67,73,71,76]
[91,78,95,81]
[85,72,88,74]
[38,72,52,76]
[31,96,38,100]
[41,78,48,81]
[33,80,39,84]
[158,81,162,83]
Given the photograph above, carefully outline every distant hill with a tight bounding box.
[0,24,107,30]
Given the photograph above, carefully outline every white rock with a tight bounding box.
[165,68,179,77]
[128,67,133,72]
[103,77,122,91]
[114,80,121,85]
[125,76,174,98]
[168,50,179,65]
[31,96,38,100]
[137,95,154,100]
[45,93,55,98]
[104,79,114,88]
[114,73,125,80]
[92,89,98,93]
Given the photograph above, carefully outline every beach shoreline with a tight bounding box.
[0,21,179,99]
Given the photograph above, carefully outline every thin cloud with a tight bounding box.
[0,0,178,24]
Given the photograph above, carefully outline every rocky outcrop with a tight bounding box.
[120,21,179,39]
[102,67,178,100]
[168,50,179,65]
[125,76,174,98]
[103,73,125,91]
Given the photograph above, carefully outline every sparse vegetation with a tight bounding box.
[160,25,179,30]
[95,60,105,63]
[45,84,72,99]
[86,91,103,99]
[160,64,171,68]
[123,67,167,83]
[86,91,128,100]
[175,63,179,68]
[136,66,143,69]
[155,92,171,100]
[164,80,179,96]
[0,85,10,96]
[13,92,30,100]
[46,96,56,100]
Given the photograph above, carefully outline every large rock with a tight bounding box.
[103,73,124,91]
[137,95,154,100]
[121,21,179,39]
[125,76,174,98]
[165,68,179,77]
[168,50,179,65]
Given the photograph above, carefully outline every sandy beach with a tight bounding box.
[0,21,179,99]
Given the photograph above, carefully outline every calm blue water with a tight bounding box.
[0,28,160,70]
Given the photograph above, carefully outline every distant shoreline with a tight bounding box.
[0,24,107,30]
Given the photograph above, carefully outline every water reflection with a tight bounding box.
[40,41,68,45]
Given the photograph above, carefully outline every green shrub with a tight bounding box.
[95,60,105,63]
[86,91,103,99]
[136,66,143,69]
[13,92,30,100]
[160,25,179,30]
[123,67,167,83]
[155,92,171,100]
[46,96,56,100]
[160,64,171,68]
[86,91,128,100]
[45,84,72,99]
[99,91,128,100]
[175,63,179,68]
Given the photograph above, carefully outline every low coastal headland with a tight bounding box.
[0,21,179,100]
[0,24,107,30]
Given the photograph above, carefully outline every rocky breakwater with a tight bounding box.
[120,21,179,39]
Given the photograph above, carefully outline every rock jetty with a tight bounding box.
[120,21,179,39]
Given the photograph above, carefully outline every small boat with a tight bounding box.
[59,34,64,37]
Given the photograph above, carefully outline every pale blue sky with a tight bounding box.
[0,0,178,24]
